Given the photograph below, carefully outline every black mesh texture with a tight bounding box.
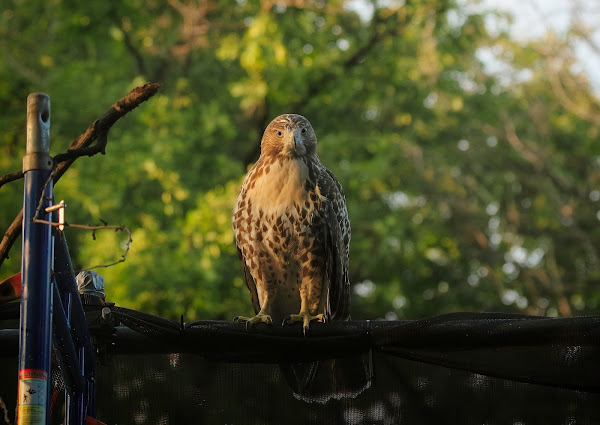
[1,304,599,425]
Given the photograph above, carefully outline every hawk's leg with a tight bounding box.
[283,311,326,336]
[233,312,273,330]
[284,274,329,335]
[234,289,275,329]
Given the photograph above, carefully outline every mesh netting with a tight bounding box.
[1,303,599,425]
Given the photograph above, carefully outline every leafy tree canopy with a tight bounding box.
[1,0,599,321]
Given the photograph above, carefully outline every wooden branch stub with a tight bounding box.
[0,210,23,263]
[0,170,24,188]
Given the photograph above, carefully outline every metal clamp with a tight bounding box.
[23,152,53,172]
[45,200,66,231]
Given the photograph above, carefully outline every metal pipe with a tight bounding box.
[18,93,53,424]
[51,283,84,394]
[53,229,97,424]
[23,93,53,173]
[53,234,96,376]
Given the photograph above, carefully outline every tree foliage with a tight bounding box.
[1,0,599,321]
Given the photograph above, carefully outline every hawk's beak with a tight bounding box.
[293,130,303,150]
[289,128,306,156]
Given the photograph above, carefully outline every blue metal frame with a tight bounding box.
[19,168,54,424]
[19,93,54,425]
[18,93,97,425]
[53,234,97,423]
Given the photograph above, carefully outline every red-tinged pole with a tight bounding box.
[18,93,54,425]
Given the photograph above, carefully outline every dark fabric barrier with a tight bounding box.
[1,303,599,424]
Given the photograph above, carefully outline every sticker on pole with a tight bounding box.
[18,369,48,424]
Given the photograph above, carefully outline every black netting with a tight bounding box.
[1,303,599,425]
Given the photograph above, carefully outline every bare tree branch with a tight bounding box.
[569,0,600,56]
[0,170,25,188]
[503,119,545,171]
[548,68,600,126]
[0,82,162,268]
[0,209,23,264]
[120,20,149,77]
[295,6,410,110]
[529,0,600,126]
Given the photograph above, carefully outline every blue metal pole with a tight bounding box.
[18,93,54,425]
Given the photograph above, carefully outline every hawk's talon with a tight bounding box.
[283,312,326,336]
[233,313,273,330]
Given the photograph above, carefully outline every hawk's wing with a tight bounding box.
[318,167,351,321]
[237,247,261,315]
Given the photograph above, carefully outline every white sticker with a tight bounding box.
[18,369,47,425]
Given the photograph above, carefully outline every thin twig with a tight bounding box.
[33,168,59,222]
[33,219,133,270]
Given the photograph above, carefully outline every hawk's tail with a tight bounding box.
[279,351,372,403]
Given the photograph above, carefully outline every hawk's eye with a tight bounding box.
[301,128,307,135]
[276,130,283,137]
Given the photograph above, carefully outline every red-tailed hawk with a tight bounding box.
[232,114,350,333]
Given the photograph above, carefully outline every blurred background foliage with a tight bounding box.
[1,0,599,321]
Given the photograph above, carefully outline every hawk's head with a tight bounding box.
[260,114,317,159]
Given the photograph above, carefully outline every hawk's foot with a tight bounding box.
[283,312,326,336]
[233,313,273,330]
